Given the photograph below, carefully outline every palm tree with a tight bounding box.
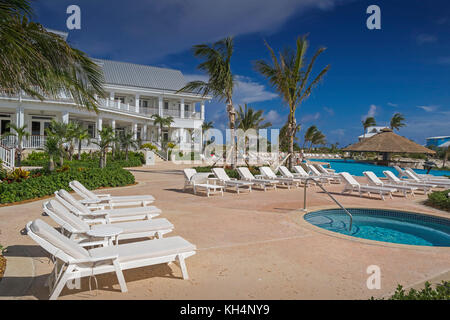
[236,104,272,160]
[64,122,79,161]
[309,130,326,152]
[255,35,330,169]
[92,127,114,168]
[362,116,376,139]
[73,125,91,160]
[390,113,406,131]
[151,115,174,147]
[177,37,237,168]
[43,135,59,171]
[119,130,139,161]
[0,0,105,110]
[236,104,272,130]
[202,121,214,134]
[47,120,69,166]
[2,123,29,166]
[303,125,318,149]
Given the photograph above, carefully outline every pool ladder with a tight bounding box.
[302,177,353,232]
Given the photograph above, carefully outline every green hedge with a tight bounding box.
[377,281,450,300]
[0,167,135,204]
[425,189,450,212]
[22,151,145,168]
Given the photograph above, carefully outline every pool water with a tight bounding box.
[304,209,450,247]
[309,159,450,177]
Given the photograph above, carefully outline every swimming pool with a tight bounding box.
[309,159,450,177]
[304,208,450,247]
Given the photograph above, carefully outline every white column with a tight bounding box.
[133,123,138,140]
[201,101,205,120]
[135,94,140,113]
[180,98,185,119]
[15,107,24,128]
[62,111,69,124]
[158,96,163,116]
[142,124,147,141]
[109,92,115,100]
[111,119,116,132]
[97,117,103,140]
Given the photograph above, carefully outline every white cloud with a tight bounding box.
[323,106,334,116]
[330,129,345,136]
[184,74,277,105]
[417,105,438,112]
[387,102,398,107]
[361,104,377,120]
[53,0,344,61]
[265,110,285,127]
[416,33,437,45]
[300,112,321,123]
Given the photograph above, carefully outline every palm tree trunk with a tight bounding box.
[78,140,82,160]
[49,155,55,171]
[308,141,313,153]
[227,101,237,169]
[125,147,129,161]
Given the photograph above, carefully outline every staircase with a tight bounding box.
[0,144,15,170]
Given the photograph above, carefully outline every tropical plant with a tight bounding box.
[390,113,406,131]
[43,135,60,171]
[236,104,272,130]
[140,143,157,151]
[46,120,69,166]
[303,125,318,149]
[73,125,91,160]
[255,35,330,169]
[92,127,115,168]
[177,37,238,168]
[118,130,139,161]
[0,0,105,110]
[1,123,29,166]
[362,116,376,138]
[151,114,174,146]
[64,122,79,161]
[201,121,214,133]
[309,130,326,151]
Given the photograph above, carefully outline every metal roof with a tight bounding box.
[94,59,187,92]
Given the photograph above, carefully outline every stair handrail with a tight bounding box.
[302,177,353,231]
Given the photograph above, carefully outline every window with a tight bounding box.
[116,96,125,103]
[185,104,190,111]
[1,120,10,135]
[87,123,95,138]
[140,100,149,108]
[164,102,169,110]
[31,122,41,135]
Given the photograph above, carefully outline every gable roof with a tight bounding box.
[95,59,187,92]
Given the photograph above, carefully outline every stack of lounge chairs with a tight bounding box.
[26,181,196,300]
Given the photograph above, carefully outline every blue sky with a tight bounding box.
[31,0,450,146]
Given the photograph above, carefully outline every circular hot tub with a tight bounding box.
[304,208,450,247]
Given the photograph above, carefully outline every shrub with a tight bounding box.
[386,281,450,300]
[140,143,157,151]
[425,189,450,212]
[0,167,135,204]
[25,151,48,161]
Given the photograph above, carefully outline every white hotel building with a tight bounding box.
[0,37,209,164]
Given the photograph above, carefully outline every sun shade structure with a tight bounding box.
[343,128,436,155]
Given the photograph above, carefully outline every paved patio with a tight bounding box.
[0,162,449,300]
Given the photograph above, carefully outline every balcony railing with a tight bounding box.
[162,109,180,118]
[184,111,201,119]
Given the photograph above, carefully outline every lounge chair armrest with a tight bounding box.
[95,194,111,198]
[71,255,119,264]
[78,240,108,247]
[79,199,102,204]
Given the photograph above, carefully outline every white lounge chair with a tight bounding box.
[212,168,253,194]
[403,171,450,188]
[307,164,339,184]
[278,166,311,185]
[237,167,277,191]
[55,189,161,223]
[393,166,409,178]
[383,170,435,194]
[404,168,450,181]
[259,167,299,189]
[183,168,224,197]
[363,171,417,197]
[44,200,174,244]
[69,180,154,208]
[314,163,336,174]
[340,172,397,200]
[26,219,196,300]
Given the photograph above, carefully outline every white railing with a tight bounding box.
[0,144,15,169]
[23,135,46,149]
[184,111,201,119]
[163,109,180,117]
